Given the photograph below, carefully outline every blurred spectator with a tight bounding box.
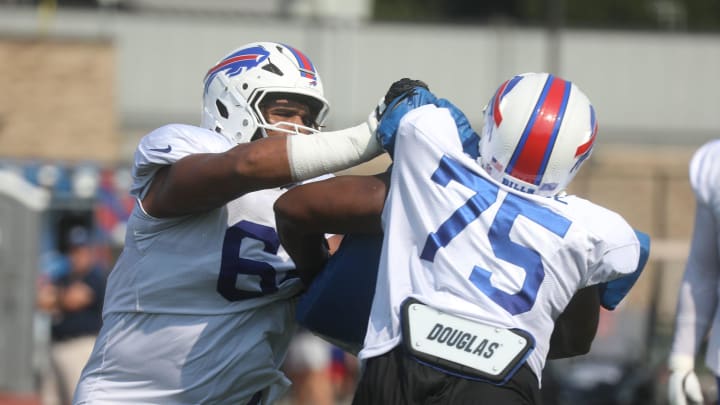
[329,346,359,402]
[282,329,360,405]
[283,329,335,405]
[36,226,107,405]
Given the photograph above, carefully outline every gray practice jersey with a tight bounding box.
[74,123,328,404]
[103,123,303,316]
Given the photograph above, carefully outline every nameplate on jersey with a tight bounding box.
[401,298,534,384]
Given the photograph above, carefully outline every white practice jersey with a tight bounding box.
[359,105,641,383]
[670,139,720,375]
[76,124,337,404]
[103,123,303,316]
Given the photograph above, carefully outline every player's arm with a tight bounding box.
[144,122,382,218]
[143,136,292,217]
[667,142,720,405]
[547,285,600,359]
[672,203,719,355]
[667,200,718,405]
[549,231,647,359]
[274,171,390,285]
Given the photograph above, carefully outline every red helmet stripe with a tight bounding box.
[575,131,596,157]
[575,112,598,157]
[492,80,510,126]
[284,45,316,80]
[509,76,569,184]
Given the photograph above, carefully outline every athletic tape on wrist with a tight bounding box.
[287,122,383,181]
[668,354,695,372]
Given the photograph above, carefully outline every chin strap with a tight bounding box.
[250,128,264,142]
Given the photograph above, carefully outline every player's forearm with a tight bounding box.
[200,122,382,198]
[671,202,720,352]
[672,275,716,355]
[276,221,329,286]
[147,122,382,217]
[287,122,383,181]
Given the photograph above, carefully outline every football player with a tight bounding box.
[274,74,650,404]
[667,139,720,405]
[73,42,384,404]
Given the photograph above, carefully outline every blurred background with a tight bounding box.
[0,0,718,404]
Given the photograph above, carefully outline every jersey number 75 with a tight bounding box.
[421,156,572,315]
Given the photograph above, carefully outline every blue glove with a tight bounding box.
[598,230,650,310]
[435,98,480,159]
[375,80,479,158]
[376,86,437,157]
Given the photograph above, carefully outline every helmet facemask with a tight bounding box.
[252,91,329,139]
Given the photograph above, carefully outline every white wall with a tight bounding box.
[0,7,718,146]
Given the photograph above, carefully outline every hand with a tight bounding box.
[380,78,430,114]
[36,283,60,313]
[61,281,96,312]
[668,355,704,405]
[373,79,481,159]
[368,78,429,136]
[366,97,385,135]
[375,78,436,156]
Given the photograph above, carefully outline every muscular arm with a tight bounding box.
[547,285,601,359]
[274,171,390,284]
[144,136,294,217]
[143,117,383,218]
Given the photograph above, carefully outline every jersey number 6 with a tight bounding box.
[217,220,280,301]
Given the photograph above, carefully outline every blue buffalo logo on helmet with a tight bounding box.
[203,45,271,93]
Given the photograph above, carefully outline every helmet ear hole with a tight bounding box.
[216,100,229,119]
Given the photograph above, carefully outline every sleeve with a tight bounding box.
[597,229,650,310]
[670,141,720,358]
[130,124,233,199]
[582,206,642,287]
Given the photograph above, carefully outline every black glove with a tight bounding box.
[383,78,430,107]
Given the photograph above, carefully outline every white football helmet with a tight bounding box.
[478,72,597,197]
[201,42,330,143]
